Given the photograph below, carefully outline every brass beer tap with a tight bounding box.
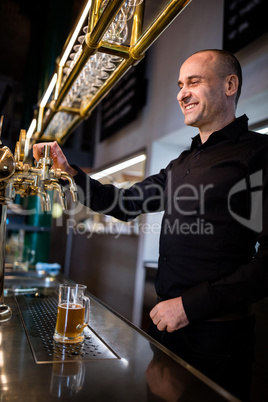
[0,118,78,322]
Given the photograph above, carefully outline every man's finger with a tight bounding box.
[157,320,167,332]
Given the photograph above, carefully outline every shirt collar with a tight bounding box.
[190,114,249,150]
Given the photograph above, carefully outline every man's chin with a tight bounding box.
[184,117,198,127]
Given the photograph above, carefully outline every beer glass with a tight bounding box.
[50,362,85,397]
[53,284,90,343]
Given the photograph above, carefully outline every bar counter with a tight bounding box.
[0,273,239,401]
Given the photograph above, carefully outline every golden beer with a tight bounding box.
[55,303,85,338]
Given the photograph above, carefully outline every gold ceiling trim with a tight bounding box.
[33,0,192,145]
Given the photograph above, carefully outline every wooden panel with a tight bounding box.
[68,232,139,321]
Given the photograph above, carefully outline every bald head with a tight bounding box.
[191,49,242,105]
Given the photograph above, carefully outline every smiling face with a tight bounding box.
[177,51,237,141]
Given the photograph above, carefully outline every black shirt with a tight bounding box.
[74,115,268,322]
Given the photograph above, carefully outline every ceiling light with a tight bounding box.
[59,0,92,67]
[91,154,146,180]
[256,127,268,134]
[24,119,37,157]
[26,119,37,139]
[40,73,58,107]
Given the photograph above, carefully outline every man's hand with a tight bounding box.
[33,141,77,177]
[149,297,189,332]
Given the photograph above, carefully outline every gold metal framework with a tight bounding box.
[33,0,192,145]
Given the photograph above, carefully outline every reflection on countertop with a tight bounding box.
[0,272,239,402]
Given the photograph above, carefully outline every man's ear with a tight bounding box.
[225,74,239,97]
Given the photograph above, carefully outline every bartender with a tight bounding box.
[34,49,268,401]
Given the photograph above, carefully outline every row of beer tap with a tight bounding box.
[0,116,78,321]
[0,117,78,212]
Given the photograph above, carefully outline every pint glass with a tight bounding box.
[53,284,90,343]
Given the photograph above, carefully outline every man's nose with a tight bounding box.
[177,87,189,102]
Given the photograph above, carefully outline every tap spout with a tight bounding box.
[48,180,67,209]
[51,170,78,203]
[36,188,51,212]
